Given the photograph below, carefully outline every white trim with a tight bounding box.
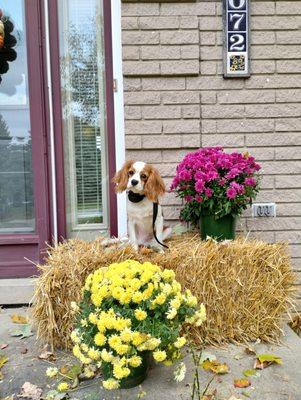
[44,0,58,243]
[111,0,127,237]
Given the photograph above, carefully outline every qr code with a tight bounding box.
[229,55,245,71]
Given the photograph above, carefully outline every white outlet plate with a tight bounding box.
[252,203,276,218]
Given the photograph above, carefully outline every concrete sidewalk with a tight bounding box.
[0,307,300,400]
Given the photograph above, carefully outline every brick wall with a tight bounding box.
[121,1,301,307]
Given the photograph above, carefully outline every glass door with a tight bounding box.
[0,0,50,278]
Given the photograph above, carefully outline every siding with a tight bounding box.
[121,0,301,308]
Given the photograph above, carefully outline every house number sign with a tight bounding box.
[223,0,250,78]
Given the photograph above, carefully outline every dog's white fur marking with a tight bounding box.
[113,160,171,252]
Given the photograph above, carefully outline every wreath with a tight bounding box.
[0,9,17,84]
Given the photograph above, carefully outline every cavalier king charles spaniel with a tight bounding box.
[113,160,171,252]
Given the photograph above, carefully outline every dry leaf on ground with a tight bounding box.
[243,369,257,377]
[10,314,28,324]
[234,378,251,388]
[244,346,256,356]
[201,389,217,400]
[19,382,43,400]
[0,343,8,350]
[0,355,8,368]
[201,359,229,374]
[254,353,282,369]
[38,350,55,361]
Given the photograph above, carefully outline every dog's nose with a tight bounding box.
[131,179,139,186]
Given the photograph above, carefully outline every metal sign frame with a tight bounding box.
[223,0,250,78]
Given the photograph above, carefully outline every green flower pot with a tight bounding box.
[199,214,236,241]
[102,352,150,389]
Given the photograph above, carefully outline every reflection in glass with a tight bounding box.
[0,0,34,233]
[59,0,108,239]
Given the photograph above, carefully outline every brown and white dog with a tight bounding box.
[113,160,171,252]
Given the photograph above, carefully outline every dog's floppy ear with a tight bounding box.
[144,166,166,202]
[112,160,134,192]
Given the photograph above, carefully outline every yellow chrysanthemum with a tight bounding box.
[57,382,69,392]
[101,348,114,362]
[88,347,101,360]
[115,344,130,356]
[132,332,147,347]
[70,330,81,344]
[88,313,98,325]
[108,334,122,349]
[162,269,175,281]
[174,337,186,349]
[46,367,58,378]
[132,291,144,303]
[94,332,106,347]
[113,365,131,379]
[153,350,167,362]
[129,355,142,368]
[102,378,120,390]
[120,328,133,343]
[134,309,147,321]
[166,307,177,320]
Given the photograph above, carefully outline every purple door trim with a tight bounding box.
[0,0,51,278]
[47,0,118,239]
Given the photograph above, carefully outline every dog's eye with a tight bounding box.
[140,174,147,180]
[128,170,134,176]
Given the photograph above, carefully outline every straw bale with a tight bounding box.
[32,234,295,349]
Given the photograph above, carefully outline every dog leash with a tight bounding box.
[152,202,169,249]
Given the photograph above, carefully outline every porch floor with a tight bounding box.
[0,307,300,400]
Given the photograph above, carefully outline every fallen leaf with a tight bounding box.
[254,353,282,369]
[234,353,243,360]
[10,314,28,324]
[234,378,251,388]
[201,359,229,374]
[10,324,33,339]
[19,382,42,400]
[242,392,251,398]
[38,350,55,361]
[244,346,256,356]
[0,354,8,368]
[20,348,28,354]
[201,389,217,400]
[199,352,217,364]
[45,390,67,400]
[60,366,69,375]
[63,364,82,380]
[0,343,8,350]
[243,369,257,377]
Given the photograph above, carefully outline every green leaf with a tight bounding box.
[257,354,282,365]
[10,324,33,339]
[0,355,8,368]
[243,369,257,377]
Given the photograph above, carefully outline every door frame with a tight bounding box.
[0,0,51,278]
[46,0,118,240]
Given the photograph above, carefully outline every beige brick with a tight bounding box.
[251,16,301,30]
[123,46,140,60]
[276,2,301,15]
[277,204,301,217]
[291,245,301,258]
[276,175,301,188]
[201,91,216,105]
[162,91,199,105]
[251,31,275,45]
[125,135,141,149]
[252,45,301,60]
[187,76,244,90]
[276,31,301,45]
[142,135,182,149]
[139,16,179,30]
[126,150,162,163]
[161,192,182,206]
[277,89,301,103]
[141,45,180,60]
[251,2,275,15]
[124,92,161,105]
[122,31,159,45]
[182,105,200,119]
[276,118,301,132]
[201,120,216,134]
[182,134,201,148]
[124,106,141,120]
[160,30,199,45]
[202,105,245,119]
[276,231,301,244]
[142,77,185,91]
[181,45,200,59]
[121,17,139,30]
[200,61,217,75]
[260,162,301,175]
[216,119,274,133]
[251,60,276,74]
[142,105,181,120]
[200,32,216,46]
[179,16,199,29]
[199,17,222,31]
[200,46,222,61]
[163,119,200,134]
[125,120,162,135]
[163,206,181,220]
[246,133,301,147]
[275,147,301,160]
[161,149,191,163]
[161,60,199,76]
[202,134,244,147]
[160,3,215,16]
[245,75,301,89]
[242,147,274,161]
[123,61,160,76]
[217,90,275,104]
[247,230,275,243]
[245,104,301,118]
[122,3,160,17]
[123,78,141,92]
[247,217,301,231]
[277,60,301,74]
